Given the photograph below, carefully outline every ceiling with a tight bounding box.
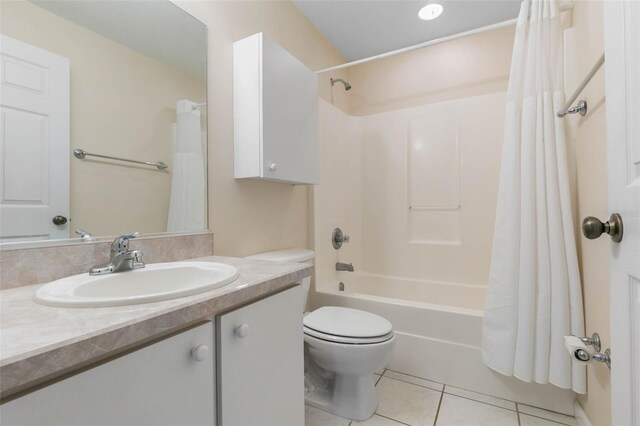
[292,0,522,61]
[31,1,207,81]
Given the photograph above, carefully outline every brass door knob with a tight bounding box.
[582,213,623,242]
[52,215,68,226]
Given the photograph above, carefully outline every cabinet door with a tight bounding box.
[1,322,215,426]
[218,286,303,426]
[261,36,319,185]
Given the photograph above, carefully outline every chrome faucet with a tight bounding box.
[336,262,354,272]
[89,232,145,275]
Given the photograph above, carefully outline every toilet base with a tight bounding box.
[305,373,378,421]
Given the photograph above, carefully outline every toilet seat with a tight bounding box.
[303,306,394,345]
[304,326,393,344]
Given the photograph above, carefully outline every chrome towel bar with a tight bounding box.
[73,149,168,171]
[557,53,605,118]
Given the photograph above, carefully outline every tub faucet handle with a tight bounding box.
[332,228,350,249]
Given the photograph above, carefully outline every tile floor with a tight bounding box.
[305,369,579,426]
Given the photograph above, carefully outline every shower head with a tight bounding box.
[330,78,351,91]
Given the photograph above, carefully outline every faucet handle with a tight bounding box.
[110,232,141,256]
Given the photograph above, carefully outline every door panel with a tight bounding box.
[603,1,640,424]
[218,286,304,426]
[0,35,70,241]
[0,322,215,426]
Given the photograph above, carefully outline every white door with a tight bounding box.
[217,286,304,426]
[603,1,640,425]
[0,35,70,242]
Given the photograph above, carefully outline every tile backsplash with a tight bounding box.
[0,232,214,290]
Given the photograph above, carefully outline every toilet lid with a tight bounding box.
[304,326,393,344]
[303,306,393,338]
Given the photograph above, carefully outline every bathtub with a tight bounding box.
[311,272,576,415]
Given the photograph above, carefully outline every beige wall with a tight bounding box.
[174,0,350,257]
[569,1,611,424]
[314,100,363,290]
[348,26,515,116]
[1,0,206,237]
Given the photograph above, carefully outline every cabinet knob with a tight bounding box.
[269,163,277,172]
[191,345,209,361]
[234,323,250,338]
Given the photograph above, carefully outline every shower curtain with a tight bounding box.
[167,100,206,232]
[481,0,585,393]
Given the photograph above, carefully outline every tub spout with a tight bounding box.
[336,262,354,272]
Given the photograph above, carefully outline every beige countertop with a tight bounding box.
[0,255,312,399]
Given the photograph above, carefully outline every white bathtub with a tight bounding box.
[311,272,576,415]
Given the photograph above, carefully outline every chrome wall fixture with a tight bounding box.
[557,54,605,118]
[332,227,350,249]
[572,333,611,369]
[73,148,168,171]
[330,78,352,91]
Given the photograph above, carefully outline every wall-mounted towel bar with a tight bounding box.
[557,53,605,118]
[73,149,168,170]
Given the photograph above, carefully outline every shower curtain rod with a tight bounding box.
[315,3,573,74]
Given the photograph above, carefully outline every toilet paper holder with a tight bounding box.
[575,332,601,353]
[572,333,611,369]
[574,348,611,369]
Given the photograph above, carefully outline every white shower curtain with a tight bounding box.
[481,0,585,393]
[167,100,206,232]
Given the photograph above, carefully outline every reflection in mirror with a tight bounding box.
[0,0,207,244]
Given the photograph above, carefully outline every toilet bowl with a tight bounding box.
[245,249,395,421]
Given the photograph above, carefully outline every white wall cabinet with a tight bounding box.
[1,322,215,426]
[217,286,303,426]
[233,33,319,185]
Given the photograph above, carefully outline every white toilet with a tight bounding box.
[245,249,395,421]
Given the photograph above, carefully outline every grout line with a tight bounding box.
[381,374,443,392]
[432,389,445,426]
[518,403,577,419]
[375,373,383,386]
[517,412,522,426]
[442,390,517,412]
[374,413,411,426]
[385,368,445,386]
[445,382,518,405]
[518,413,574,426]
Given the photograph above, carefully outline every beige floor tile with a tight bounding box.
[444,385,516,410]
[305,404,350,426]
[384,370,444,392]
[375,377,442,426]
[352,414,406,425]
[517,405,578,426]
[519,414,570,426]
[435,394,519,425]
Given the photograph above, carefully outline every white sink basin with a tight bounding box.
[34,262,239,308]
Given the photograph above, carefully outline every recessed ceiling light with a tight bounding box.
[418,3,444,21]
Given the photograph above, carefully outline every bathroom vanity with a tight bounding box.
[0,256,310,426]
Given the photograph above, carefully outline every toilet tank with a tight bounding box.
[245,249,315,312]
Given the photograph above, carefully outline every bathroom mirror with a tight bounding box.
[0,0,208,245]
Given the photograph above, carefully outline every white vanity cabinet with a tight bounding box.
[233,33,319,185]
[217,285,303,426]
[1,322,215,426]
